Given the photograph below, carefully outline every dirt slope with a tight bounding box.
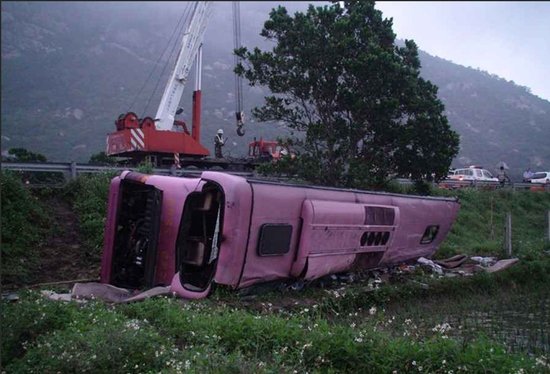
[31,196,100,286]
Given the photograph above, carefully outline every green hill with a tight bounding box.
[2,2,549,179]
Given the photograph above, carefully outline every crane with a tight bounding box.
[105,2,264,169]
[106,2,213,167]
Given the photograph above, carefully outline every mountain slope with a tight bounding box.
[2,2,548,179]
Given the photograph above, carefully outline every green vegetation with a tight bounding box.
[62,164,149,256]
[435,188,550,259]
[88,151,118,165]
[2,171,549,371]
[63,172,117,256]
[236,1,459,188]
[0,171,49,284]
[6,147,47,162]
[3,147,66,185]
[2,284,548,373]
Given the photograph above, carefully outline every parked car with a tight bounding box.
[447,166,499,182]
[530,171,550,184]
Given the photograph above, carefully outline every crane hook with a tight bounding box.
[237,125,245,136]
[236,111,245,136]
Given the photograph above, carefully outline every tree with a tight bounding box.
[89,151,118,165]
[7,148,47,162]
[235,1,459,188]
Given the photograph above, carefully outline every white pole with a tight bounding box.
[505,212,512,257]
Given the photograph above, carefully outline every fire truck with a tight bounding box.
[105,2,284,169]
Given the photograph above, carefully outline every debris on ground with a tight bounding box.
[41,290,74,302]
[35,283,172,304]
[71,282,172,303]
[471,256,498,267]
[484,258,520,273]
[21,255,520,305]
[1,293,20,302]
[413,255,519,278]
[417,257,444,274]
[434,254,468,269]
[270,254,520,297]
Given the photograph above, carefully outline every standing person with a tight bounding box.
[214,129,226,158]
[523,168,533,182]
[497,166,510,187]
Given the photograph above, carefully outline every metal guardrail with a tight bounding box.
[385,177,548,191]
[437,179,550,191]
[1,162,549,191]
[0,161,254,181]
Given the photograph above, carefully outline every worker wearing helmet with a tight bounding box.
[214,129,227,158]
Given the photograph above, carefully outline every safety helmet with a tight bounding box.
[217,129,224,135]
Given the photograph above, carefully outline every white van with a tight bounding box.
[530,172,550,184]
[448,166,498,182]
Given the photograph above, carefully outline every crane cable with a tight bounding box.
[232,1,245,136]
[142,3,195,118]
[126,3,192,115]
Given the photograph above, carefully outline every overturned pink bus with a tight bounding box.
[100,171,460,299]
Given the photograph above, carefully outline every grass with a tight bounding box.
[2,258,550,372]
[2,284,548,373]
[2,173,550,372]
[0,171,49,284]
[435,188,550,259]
[62,172,117,257]
[61,163,151,256]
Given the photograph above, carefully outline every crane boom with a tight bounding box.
[155,1,213,131]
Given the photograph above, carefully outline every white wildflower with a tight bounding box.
[124,319,140,330]
[535,355,549,368]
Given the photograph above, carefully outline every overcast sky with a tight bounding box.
[375,1,550,101]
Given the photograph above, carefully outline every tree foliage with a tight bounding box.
[236,0,460,188]
[88,151,118,165]
[7,148,47,162]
